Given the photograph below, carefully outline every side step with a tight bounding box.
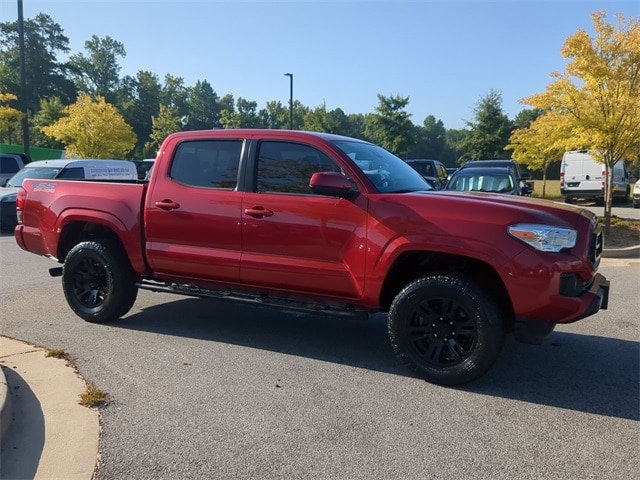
[136,280,370,318]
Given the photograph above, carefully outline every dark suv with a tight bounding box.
[405,159,449,189]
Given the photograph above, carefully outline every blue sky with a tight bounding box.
[2,0,638,129]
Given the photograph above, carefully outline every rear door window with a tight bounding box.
[170,140,242,189]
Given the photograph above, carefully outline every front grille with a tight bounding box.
[589,228,603,267]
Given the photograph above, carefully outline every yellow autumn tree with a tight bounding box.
[523,11,640,233]
[506,111,575,197]
[0,92,24,144]
[42,94,136,158]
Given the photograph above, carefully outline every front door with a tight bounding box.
[240,140,368,299]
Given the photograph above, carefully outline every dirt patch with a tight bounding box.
[601,218,640,249]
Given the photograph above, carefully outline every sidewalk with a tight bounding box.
[0,336,99,480]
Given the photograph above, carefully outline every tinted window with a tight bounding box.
[170,140,242,189]
[256,142,339,194]
[1,156,20,174]
[57,167,85,179]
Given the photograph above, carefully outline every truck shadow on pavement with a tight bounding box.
[113,296,639,421]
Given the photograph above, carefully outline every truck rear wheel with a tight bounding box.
[388,273,505,386]
[62,241,138,323]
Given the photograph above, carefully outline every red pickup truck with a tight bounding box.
[14,129,609,385]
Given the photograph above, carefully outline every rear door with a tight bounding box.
[239,138,368,299]
[144,138,244,283]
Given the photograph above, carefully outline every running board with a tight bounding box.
[136,280,369,318]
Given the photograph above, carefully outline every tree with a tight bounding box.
[507,112,573,196]
[258,100,288,129]
[68,35,126,105]
[120,70,161,157]
[458,89,512,161]
[364,94,414,156]
[0,92,23,144]
[160,74,189,120]
[31,96,67,149]
[41,94,136,158]
[220,97,261,128]
[523,11,640,233]
[303,103,342,133]
[185,80,220,130]
[146,104,182,154]
[407,115,448,162]
[0,13,76,114]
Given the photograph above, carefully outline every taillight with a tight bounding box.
[16,188,26,224]
[560,171,564,187]
[601,170,606,189]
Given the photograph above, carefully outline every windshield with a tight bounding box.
[7,166,63,187]
[331,140,432,193]
[446,173,514,193]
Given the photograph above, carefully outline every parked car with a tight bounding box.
[445,166,525,196]
[633,181,640,208]
[132,158,156,180]
[0,159,138,230]
[0,153,31,186]
[460,159,532,196]
[405,159,449,189]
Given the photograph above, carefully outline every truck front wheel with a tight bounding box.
[388,274,505,386]
[62,241,138,323]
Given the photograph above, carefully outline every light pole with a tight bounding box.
[284,73,293,130]
[17,0,29,155]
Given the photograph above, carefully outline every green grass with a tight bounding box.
[531,179,561,199]
[79,384,108,408]
[45,348,67,359]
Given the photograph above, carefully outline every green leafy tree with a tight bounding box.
[0,13,76,114]
[146,104,182,154]
[258,100,288,129]
[445,129,469,166]
[407,115,448,162]
[31,96,67,149]
[41,94,136,158]
[523,11,640,232]
[458,89,512,161]
[120,70,161,157]
[303,103,342,133]
[185,80,220,130]
[220,97,261,128]
[364,94,414,156]
[160,74,189,120]
[68,35,126,105]
[0,92,23,144]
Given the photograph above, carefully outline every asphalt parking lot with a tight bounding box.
[0,231,638,479]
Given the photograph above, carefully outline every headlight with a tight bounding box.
[508,224,577,252]
[0,194,17,202]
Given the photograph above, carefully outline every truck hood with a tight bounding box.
[397,190,598,230]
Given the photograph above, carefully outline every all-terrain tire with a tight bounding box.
[62,241,138,323]
[388,273,505,386]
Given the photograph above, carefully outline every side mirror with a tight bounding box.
[310,172,358,199]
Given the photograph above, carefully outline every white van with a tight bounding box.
[560,150,629,204]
